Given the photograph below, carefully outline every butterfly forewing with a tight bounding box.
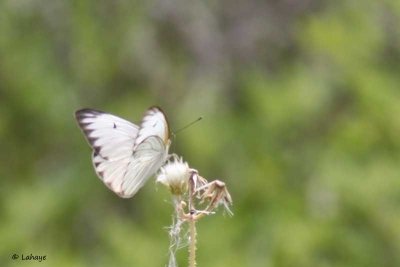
[134,106,170,149]
[75,109,139,159]
[75,109,140,195]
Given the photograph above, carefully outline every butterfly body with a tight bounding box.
[75,106,170,198]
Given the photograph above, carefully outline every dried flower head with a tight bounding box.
[196,180,233,216]
[157,157,191,195]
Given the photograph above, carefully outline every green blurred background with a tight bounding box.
[1,1,400,266]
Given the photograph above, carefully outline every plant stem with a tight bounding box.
[188,173,197,267]
[188,217,197,267]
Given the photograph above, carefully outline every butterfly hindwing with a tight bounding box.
[121,136,168,197]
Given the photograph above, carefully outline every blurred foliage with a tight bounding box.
[1,0,400,266]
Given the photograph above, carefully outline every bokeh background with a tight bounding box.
[1,0,400,266]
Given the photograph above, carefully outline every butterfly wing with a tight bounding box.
[119,106,171,197]
[120,136,169,197]
[75,109,139,195]
[134,106,170,149]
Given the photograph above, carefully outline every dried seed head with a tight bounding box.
[157,157,191,195]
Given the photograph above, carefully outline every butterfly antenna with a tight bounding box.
[171,117,202,151]
[173,116,203,136]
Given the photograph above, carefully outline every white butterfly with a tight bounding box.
[75,106,171,198]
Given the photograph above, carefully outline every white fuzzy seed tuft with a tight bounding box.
[157,157,191,195]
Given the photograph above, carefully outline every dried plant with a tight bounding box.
[157,156,233,267]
